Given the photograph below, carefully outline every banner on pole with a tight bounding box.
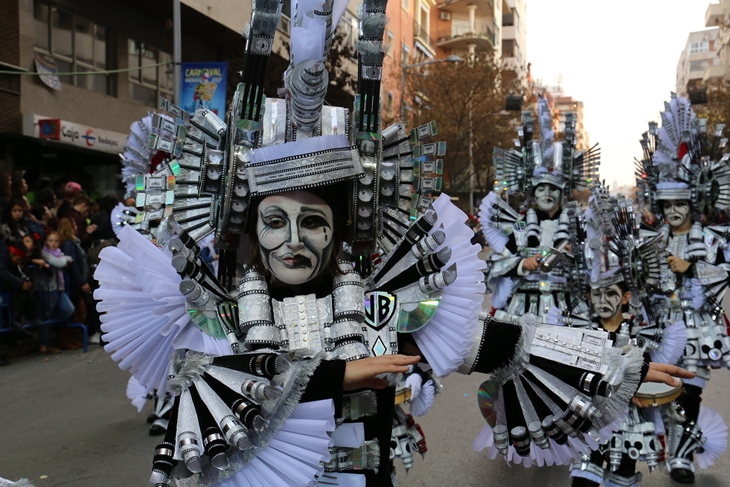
[179,62,228,117]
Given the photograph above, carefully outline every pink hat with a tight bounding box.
[64,182,82,197]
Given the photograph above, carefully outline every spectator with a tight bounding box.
[10,175,28,199]
[58,218,98,343]
[62,194,97,251]
[30,203,54,236]
[0,171,11,212]
[91,194,120,241]
[39,231,78,350]
[80,173,102,202]
[0,240,52,352]
[57,181,82,219]
[124,197,136,207]
[1,198,32,240]
[35,188,59,229]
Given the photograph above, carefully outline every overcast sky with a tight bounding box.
[525,1,712,188]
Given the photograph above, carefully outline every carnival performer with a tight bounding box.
[480,95,599,323]
[634,93,730,484]
[95,2,697,485]
[468,102,695,468]
[568,188,696,487]
[95,0,486,485]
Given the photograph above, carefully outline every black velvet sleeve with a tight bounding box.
[471,320,522,375]
[301,359,346,414]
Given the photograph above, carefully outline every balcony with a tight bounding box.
[437,0,494,17]
[703,64,728,81]
[413,21,437,54]
[436,23,495,51]
[706,3,725,27]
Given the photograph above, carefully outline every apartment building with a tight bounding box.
[705,1,730,83]
[501,0,526,71]
[383,0,528,123]
[554,96,588,150]
[676,28,721,98]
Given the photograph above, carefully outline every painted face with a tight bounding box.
[256,191,334,285]
[534,183,562,214]
[590,284,625,320]
[662,200,691,228]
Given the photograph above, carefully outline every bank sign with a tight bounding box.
[28,115,127,154]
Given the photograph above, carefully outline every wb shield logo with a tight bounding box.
[364,292,397,331]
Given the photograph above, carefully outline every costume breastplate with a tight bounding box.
[539,218,559,249]
[242,266,370,361]
[666,234,689,261]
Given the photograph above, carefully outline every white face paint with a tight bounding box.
[662,200,691,229]
[534,183,562,214]
[590,284,625,320]
[256,191,334,285]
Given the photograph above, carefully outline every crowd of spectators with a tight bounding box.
[0,173,120,365]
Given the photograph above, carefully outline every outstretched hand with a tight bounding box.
[343,354,420,391]
[642,362,695,387]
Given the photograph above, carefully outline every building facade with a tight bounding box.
[676,28,721,98]
[383,0,528,124]
[0,0,285,197]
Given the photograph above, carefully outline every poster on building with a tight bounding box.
[34,52,61,91]
[180,62,228,117]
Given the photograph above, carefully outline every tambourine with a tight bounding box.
[634,378,683,407]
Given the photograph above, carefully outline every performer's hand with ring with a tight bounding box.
[642,362,695,387]
[343,354,420,391]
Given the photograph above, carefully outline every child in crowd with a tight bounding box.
[0,240,54,353]
[38,232,77,350]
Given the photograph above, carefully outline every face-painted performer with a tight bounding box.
[479,95,599,324]
[92,0,487,484]
[256,191,334,285]
[635,94,730,484]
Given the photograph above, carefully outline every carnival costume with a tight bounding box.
[95,0,486,485]
[565,188,683,487]
[480,95,599,323]
[634,93,730,482]
[94,1,682,483]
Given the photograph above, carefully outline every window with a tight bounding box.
[689,41,710,54]
[419,3,429,35]
[386,91,394,116]
[689,59,710,71]
[128,40,173,108]
[387,31,394,57]
[33,1,112,95]
[402,0,408,11]
[402,44,410,66]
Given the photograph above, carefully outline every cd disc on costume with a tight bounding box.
[478,380,500,428]
[396,299,440,333]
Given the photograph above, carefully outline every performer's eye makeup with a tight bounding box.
[301,215,330,230]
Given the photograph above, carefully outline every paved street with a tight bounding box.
[2,341,730,486]
[3,302,730,486]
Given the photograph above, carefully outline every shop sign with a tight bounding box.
[29,114,126,153]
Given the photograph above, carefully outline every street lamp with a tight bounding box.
[400,55,462,121]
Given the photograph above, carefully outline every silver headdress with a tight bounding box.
[493,95,600,209]
[131,0,444,257]
[649,93,730,218]
[586,184,674,312]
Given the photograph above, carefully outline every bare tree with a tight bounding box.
[404,59,522,208]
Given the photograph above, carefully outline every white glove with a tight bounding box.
[405,373,423,400]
